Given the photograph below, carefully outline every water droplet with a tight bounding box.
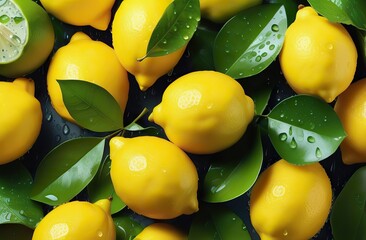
[271,24,279,32]
[288,126,293,136]
[309,122,315,130]
[97,231,103,238]
[162,39,167,44]
[14,16,25,24]
[63,124,70,135]
[290,138,297,149]
[188,15,193,19]
[232,217,236,221]
[255,56,262,62]
[261,52,267,57]
[327,43,333,50]
[307,136,315,143]
[269,44,276,50]
[279,133,287,141]
[266,41,270,45]
[173,26,178,32]
[283,230,288,236]
[315,148,322,158]
[259,43,265,49]
[46,114,52,122]
[55,135,61,142]
[45,194,58,201]
[183,35,189,40]
[0,14,10,24]
[186,24,190,29]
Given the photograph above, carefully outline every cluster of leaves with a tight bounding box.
[1,0,366,239]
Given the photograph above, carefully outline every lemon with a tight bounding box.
[109,136,199,219]
[148,70,254,154]
[0,78,42,164]
[32,199,115,240]
[279,6,357,103]
[250,159,332,240]
[39,0,115,30]
[334,78,366,165]
[47,31,129,124]
[0,0,54,77]
[200,0,262,23]
[135,223,186,240]
[112,0,186,91]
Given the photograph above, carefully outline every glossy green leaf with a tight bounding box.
[188,204,251,240]
[31,138,105,206]
[58,80,124,132]
[113,214,143,240]
[202,125,262,203]
[331,166,366,240]
[213,4,287,79]
[308,0,366,30]
[0,224,34,240]
[265,0,298,25]
[0,162,43,229]
[140,0,200,59]
[88,156,126,214]
[267,95,346,164]
[188,20,218,71]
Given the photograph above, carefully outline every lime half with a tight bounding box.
[0,0,54,78]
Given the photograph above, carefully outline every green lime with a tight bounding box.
[0,0,54,77]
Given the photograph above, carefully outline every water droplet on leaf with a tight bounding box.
[279,133,287,141]
[271,24,279,32]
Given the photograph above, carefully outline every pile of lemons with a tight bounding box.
[0,0,364,239]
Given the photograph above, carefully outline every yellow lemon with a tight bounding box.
[0,0,54,77]
[279,6,357,103]
[112,0,187,91]
[47,31,129,124]
[250,159,332,240]
[200,0,262,23]
[0,78,42,164]
[135,223,186,240]
[32,199,115,240]
[39,0,115,30]
[334,78,366,164]
[148,70,254,154]
[109,136,199,219]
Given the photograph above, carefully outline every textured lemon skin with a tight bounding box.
[0,0,54,77]
[40,0,115,30]
[47,32,129,123]
[112,0,186,91]
[279,6,357,103]
[135,223,186,240]
[200,0,262,23]
[148,70,254,154]
[334,78,366,165]
[109,136,199,220]
[32,199,115,240]
[0,78,42,164]
[250,159,332,240]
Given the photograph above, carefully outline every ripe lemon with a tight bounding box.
[32,199,115,240]
[109,136,199,219]
[0,0,54,77]
[334,78,366,165]
[135,223,186,240]
[39,0,115,30]
[0,78,42,164]
[112,0,186,91]
[47,31,129,124]
[200,0,262,23]
[279,6,357,103]
[148,70,254,154]
[250,159,332,240]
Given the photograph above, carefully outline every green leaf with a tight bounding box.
[0,224,34,240]
[58,80,124,132]
[88,156,126,214]
[188,205,251,240]
[0,162,43,229]
[264,0,298,25]
[267,95,346,164]
[331,166,366,240]
[140,0,200,59]
[213,4,287,79]
[308,0,366,30]
[31,138,105,206]
[188,21,218,71]
[113,214,144,240]
[202,125,263,203]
